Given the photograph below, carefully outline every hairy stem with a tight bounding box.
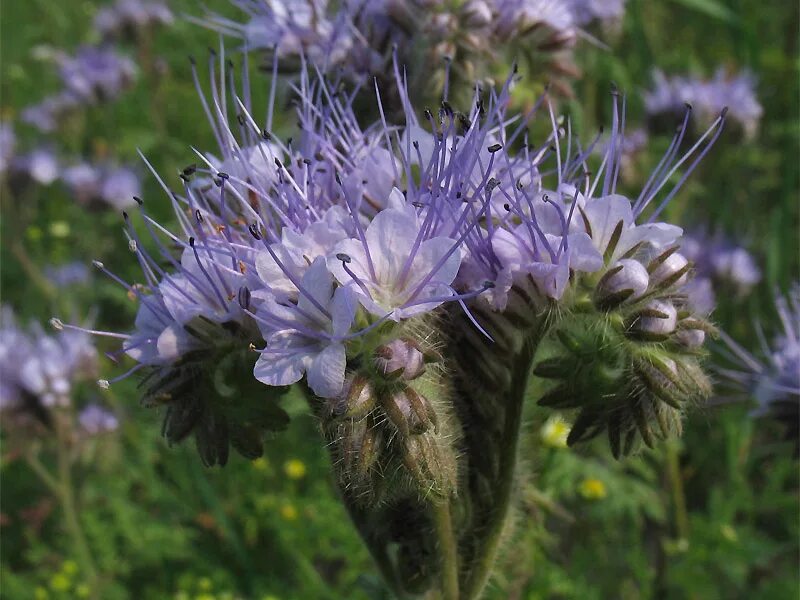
[464,319,549,599]
[666,441,690,540]
[433,499,460,600]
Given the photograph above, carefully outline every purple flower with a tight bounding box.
[254,257,356,397]
[44,262,91,288]
[58,46,137,103]
[11,148,60,185]
[100,166,140,209]
[0,308,98,413]
[78,403,120,435]
[94,0,174,38]
[0,122,15,174]
[719,287,800,441]
[21,92,82,133]
[62,162,103,203]
[681,229,761,296]
[567,0,626,25]
[645,68,762,138]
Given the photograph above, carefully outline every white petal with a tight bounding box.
[307,343,347,398]
[330,286,357,338]
[253,345,309,387]
[365,208,420,283]
[296,257,335,320]
[582,195,634,253]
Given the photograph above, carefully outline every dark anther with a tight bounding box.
[237,114,245,126]
[189,236,196,246]
[412,201,424,208]
[412,140,420,149]
[456,191,462,199]
[179,173,190,182]
[483,280,496,289]
[182,164,197,175]
[238,286,251,310]
[195,209,203,222]
[217,171,229,180]
[122,211,129,220]
[133,196,143,205]
[227,59,234,69]
[303,158,312,165]
[684,102,693,111]
[336,253,352,264]
[503,203,511,211]
[488,143,503,153]
[208,47,217,57]
[441,100,454,116]
[188,55,196,66]
[262,129,272,140]
[424,109,433,120]
[720,106,729,117]
[248,223,262,240]
[486,177,500,191]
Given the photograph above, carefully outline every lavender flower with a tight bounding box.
[0,122,15,174]
[645,68,762,138]
[94,0,174,38]
[0,308,97,415]
[78,403,120,435]
[44,262,91,288]
[719,287,800,443]
[57,46,137,103]
[11,147,60,185]
[567,0,626,25]
[61,162,140,209]
[20,91,82,133]
[681,229,761,298]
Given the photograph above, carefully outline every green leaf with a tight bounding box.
[668,0,736,22]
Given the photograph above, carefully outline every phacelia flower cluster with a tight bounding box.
[645,68,762,138]
[680,228,761,313]
[201,0,627,102]
[0,308,98,422]
[719,287,800,444]
[72,52,726,474]
[95,0,174,39]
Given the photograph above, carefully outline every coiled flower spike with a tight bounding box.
[62,51,726,598]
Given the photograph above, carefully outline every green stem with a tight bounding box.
[54,417,100,597]
[9,239,57,301]
[666,442,690,540]
[433,499,459,600]
[464,319,549,600]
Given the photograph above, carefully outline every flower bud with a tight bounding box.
[332,374,376,421]
[633,300,678,339]
[382,386,435,436]
[595,259,649,308]
[648,250,689,288]
[676,328,705,348]
[374,338,427,380]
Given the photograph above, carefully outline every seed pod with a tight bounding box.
[331,374,376,421]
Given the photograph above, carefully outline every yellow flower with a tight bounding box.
[540,415,571,448]
[49,573,71,592]
[34,587,49,600]
[61,560,79,576]
[280,504,298,521]
[194,594,215,600]
[252,457,269,471]
[721,524,738,542]
[284,459,306,480]
[198,577,213,591]
[75,584,90,598]
[579,478,607,500]
[49,221,71,238]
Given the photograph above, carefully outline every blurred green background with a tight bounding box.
[1,0,798,599]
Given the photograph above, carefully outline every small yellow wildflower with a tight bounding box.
[197,577,213,591]
[579,478,607,500]
[27,226,43,241]
[252,457,269,471]
[49,221,71,238]
[75,584,90,598]
[194,594,215,600]
[721,524,738,542]
[61,560,78,576]
[49,573,71,592]
[284,459,307,480]
[34,587,49,600]
[540,415,571,448]
[280,503,298,521]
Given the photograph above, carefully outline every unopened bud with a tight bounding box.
[49,317,64,331]
[333,375,376,421]
[374,339,426,380]
[128,239,138,252]
[649,251,689,288]
[97,379,110,389]
[676,328,705,348]
[595,259,649,308]
[382,386,435,436]
[633,300,678,338]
